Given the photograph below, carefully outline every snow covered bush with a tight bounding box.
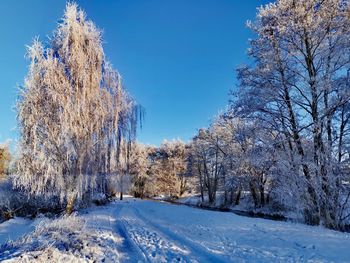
[0,179,23,221]
[0,214,121,262]
[0,179,62,222]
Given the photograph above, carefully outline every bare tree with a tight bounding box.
[233,0,350,228]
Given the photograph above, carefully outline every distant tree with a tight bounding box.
[142,140,188,198]
[129,143,149,198]
[0,144,11,179]
[154,140,187,197]
[191,126,226,204]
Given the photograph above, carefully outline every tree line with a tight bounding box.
[128,0,350,230]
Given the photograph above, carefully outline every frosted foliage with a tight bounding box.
[187,0,350,229]
[0,144,11,178]
[15,3,136,205]
[148,140,187,197]
[234,0,350,228]
[0,214,121,262]
[129,143,150,197]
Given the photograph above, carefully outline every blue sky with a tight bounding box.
[0,0,270,146]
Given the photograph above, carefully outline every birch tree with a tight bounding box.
[16,3,140,213]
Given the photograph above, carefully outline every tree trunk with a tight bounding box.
[198,164,204,202]
[338,106,348,163]
[120,191,123,200]
[260,185,265,207]
[250,182,258,208]
[66,195,76,215]
[260,173,266,207]
[235,188,241,205]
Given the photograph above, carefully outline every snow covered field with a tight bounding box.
[1,197,350,262]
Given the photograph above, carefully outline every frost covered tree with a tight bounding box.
[155,140,187,196]
[189,115,271,207]
[158,140,187,197]
[186,0,350,228]
[16,3,140,213]
[0,144,11,179]
[191,124,228,204]
[129,143,150,198]
[143,140,188,198]
[233,0,350,228]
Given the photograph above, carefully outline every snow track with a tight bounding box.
[2,198,350,262]
[86,199,230,262]
[84,198,350,262]
[114,201,206,262]
[132,206,227,262]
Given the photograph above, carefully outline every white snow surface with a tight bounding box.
[1,197,350,262]
[0,217,38,246]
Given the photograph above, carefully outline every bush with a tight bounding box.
[0,214,121,262]
[0,179,63,223]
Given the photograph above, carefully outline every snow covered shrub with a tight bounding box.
[0,179,22,221]
[0,214,121,262]
[0,179,62,222]
[0,179,41,221]
[90,192,109,206]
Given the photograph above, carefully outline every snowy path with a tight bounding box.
[83,198,350,262]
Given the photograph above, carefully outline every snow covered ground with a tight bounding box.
[0,217,38,246]
[1,197,350,262]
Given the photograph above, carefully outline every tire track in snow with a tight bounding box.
[111,203,150,263]
[115,202,194,262]
[132,205,228,263]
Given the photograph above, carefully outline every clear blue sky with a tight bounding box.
[0,0,270,146]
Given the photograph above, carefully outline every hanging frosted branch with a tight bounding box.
[15,2,142,213]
